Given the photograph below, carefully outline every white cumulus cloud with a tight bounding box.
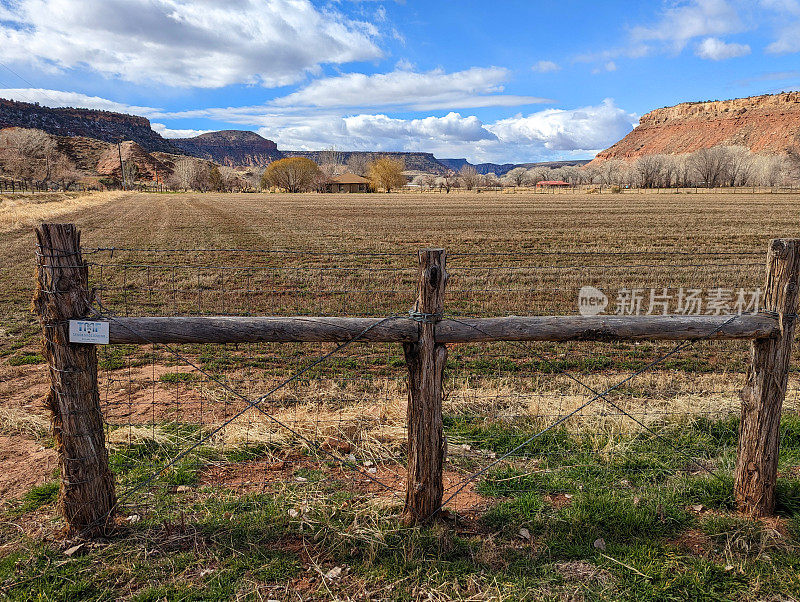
[631,0,744,51]
[695,37,751,59]
[486,99,636,153]
[272,67,549,110]
[151,123,212,139]
[255,99,636,163]
[344,112,497,142]
[0,0,381,88]
[0,88,162,115]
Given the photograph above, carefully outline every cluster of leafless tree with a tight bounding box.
[411,166,497,192]
[592,146,792,188]
[492,146,795,190]
[407,145,799,192]
[168,158,262,192]
[0,128,81,190]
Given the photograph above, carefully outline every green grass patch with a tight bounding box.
[2,414,800,600]
[10,481,59,514]
[98,347,126,370]
[7,353,44,366]
[159,371,200,384]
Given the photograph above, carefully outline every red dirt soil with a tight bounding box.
[199,457,491,513]
[0,435,57,501]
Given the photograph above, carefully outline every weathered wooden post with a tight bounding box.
[33,223,116,536]
[735,238,800,517]
[402,249,447,524]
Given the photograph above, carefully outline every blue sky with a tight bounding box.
[1,0,800,163]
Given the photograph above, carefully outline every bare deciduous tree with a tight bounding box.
[419,173,437,189]
[482,173,500,188]
[634,155,665,188]
[122,161,138,187]
[458,165,481,190]
[505,167,528,187]
[723,146,753,187]
[170,157,199,190]
[437,171,459,193]
[0,128,64,188]
[346,154,370,176]
[318,147,345,175]
[690,147,731,188]
[751,154,785,186]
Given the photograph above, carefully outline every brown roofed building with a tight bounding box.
[325,173,370,193]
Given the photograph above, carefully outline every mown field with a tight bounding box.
[2,189,800,601]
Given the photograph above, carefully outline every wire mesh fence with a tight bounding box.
[81,245,800,526]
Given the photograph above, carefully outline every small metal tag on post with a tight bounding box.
[69,320,110,345]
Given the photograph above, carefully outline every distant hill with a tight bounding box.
[0,98,179,153]
[440,158,591,175]
[593,91,800,162]
[0,126,209,187]
[0,97,583,176]
[438,158,471,172]
[171,130,283,167]
[284,150,450,175]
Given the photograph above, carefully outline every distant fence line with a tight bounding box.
[5,173,800,196]
[0,176,49,193]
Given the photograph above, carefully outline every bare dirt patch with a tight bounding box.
[0,364,51,417]
[544,493,574,510]
[199,454,308,490]
[0,434,57,501]
[671,529,712,556]
[555,560,613,584]
[199,456,491,514]
[99,364,211,424]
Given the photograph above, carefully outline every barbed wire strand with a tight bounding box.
[429,314,739,519]
[96,308,408,508]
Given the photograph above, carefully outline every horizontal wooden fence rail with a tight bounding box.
[107,314,782,345]
[33,223,800,535]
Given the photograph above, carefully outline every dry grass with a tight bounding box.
[116,370,800,463]
[3,190,800,458]
[3,188,796,457]
[0,406,49,440]
[0,190,126,233]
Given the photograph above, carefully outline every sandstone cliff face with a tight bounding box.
[95,141,176,182]
[594,92,800,161]
[0,98,179,153]
[171,130,283,167]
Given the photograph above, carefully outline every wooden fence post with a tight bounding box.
[402,249,447,524]
[735,238,800,517]
[33,223,116,536]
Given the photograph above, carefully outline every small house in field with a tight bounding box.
[326,173,370,193]
[536,180,571,188]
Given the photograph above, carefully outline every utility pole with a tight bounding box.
[118,143,126,191]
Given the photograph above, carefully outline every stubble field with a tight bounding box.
[2,189,800,600]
